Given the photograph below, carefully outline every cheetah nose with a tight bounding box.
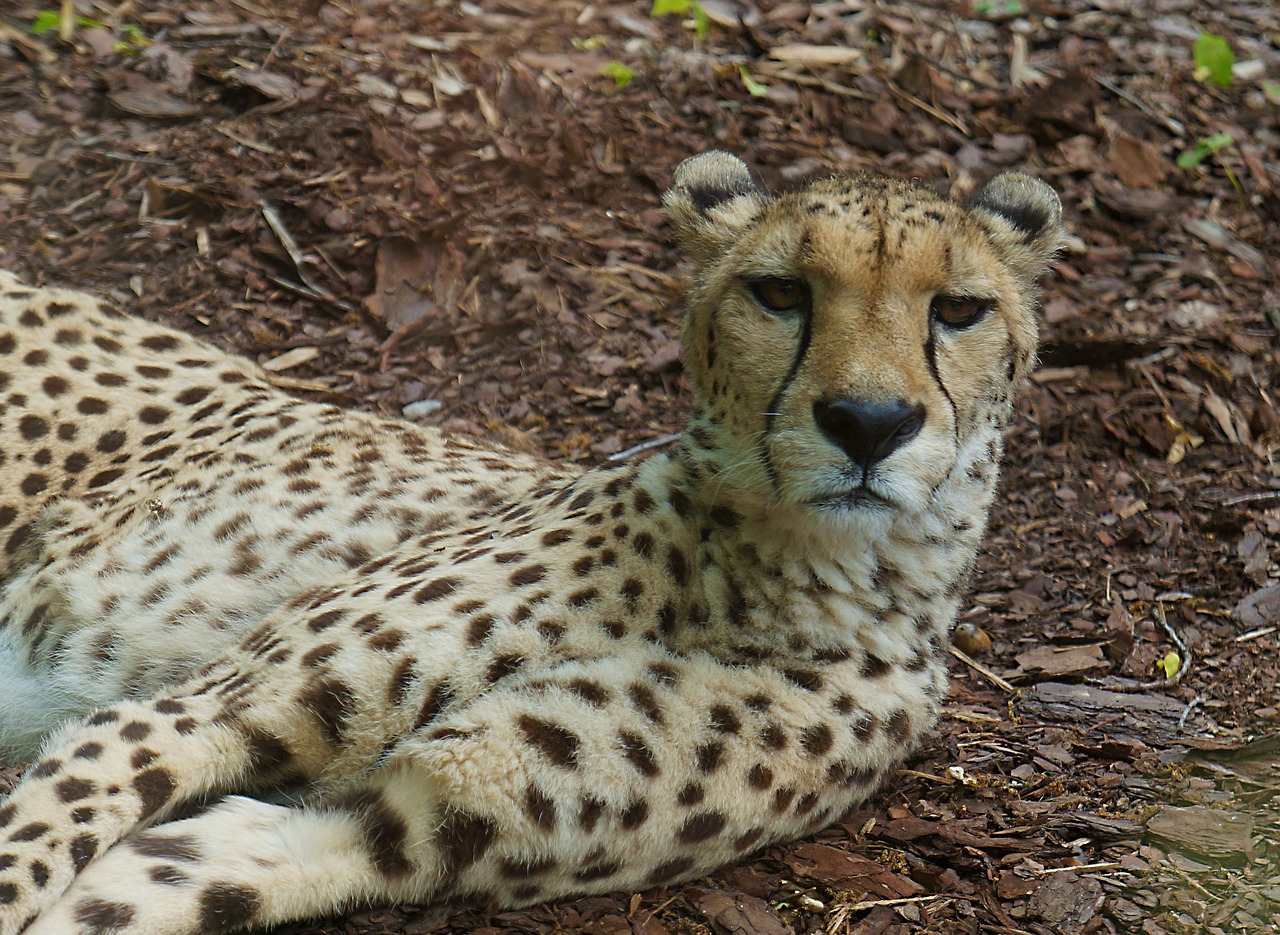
[812,397,925,468]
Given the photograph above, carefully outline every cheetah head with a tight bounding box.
[664,152,1064,523]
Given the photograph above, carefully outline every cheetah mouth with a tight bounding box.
[808,487,897,513]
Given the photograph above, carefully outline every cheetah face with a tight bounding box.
[665,153,1063,520]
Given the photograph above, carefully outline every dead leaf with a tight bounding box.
[108,86,202,119]
[367,236,461,330]
[262,346,320,372]
[768,44,863,65]
[785,843,922,897]
[225,67,299,101]
[1111,132,1168,187]
[1012,643,1109,680]
[689,889,791,935]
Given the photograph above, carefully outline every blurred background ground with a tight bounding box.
[0,1,1278,932]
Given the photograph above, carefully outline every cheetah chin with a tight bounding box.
[0,152,1063,935]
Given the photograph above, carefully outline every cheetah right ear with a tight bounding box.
[663,152,769,264]
[967,173,1065,288]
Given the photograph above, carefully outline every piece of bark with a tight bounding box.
[1146,805,1257,861]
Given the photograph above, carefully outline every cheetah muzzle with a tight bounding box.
[0,152,1063,934]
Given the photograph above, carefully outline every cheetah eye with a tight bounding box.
[931,295,993,330]
[747,277,807,315]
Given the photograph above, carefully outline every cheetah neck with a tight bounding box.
[617,415,1003,662]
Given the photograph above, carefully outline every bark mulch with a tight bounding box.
[1,1,1278,932]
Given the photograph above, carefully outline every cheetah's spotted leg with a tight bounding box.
[26,797,401,935]
[0,694,255,935]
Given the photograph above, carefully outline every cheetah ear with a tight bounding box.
[967,173,1065,286]
[664,152,769,264]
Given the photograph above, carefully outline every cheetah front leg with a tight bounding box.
[0,690,261,934]
[25,795,406,935]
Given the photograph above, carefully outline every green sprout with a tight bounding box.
[739,66,768,97]
[973,1,1025,16]
[1176,132,1234,169]
[600,61,635,90]
[651,0,709,42]
[1192,32,1234,88]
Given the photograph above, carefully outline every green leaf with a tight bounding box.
[690,2,709,40]
[1176,132,1234,169]
[739,65,768,97]
[1156,651,1181,679]
[30,10,61,35]
[1192,32,1234,88]
[651,0,708,39]
[600,61,635,90]
[1263,80,1280,103]
[651,0,690,16]
[973,0,1024,16]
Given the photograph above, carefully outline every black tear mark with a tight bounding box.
[922,325,957,443]
[761,277,815,489]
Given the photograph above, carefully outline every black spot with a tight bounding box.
[331,788,412,877]
[129,833,199,862]
[575,859,621,882]
[748,764,774,789]
[8,822,49,843]
[618,730,660,777]
[120,720,152,742]
[415,577,461,603]
[54,777,95,802]
[709,704,741,734]
[150,865,189,885]
[677,782,705,806]
[647,856,695,886]
[437,809,498,872]
[523,784,558,833]
[509,564,548,587]
[677,811,727,843]
[696,741,724,774]
[620,799,649,829]
[516,715,580,769]
[800,723,834,756]
[132,767,176,818]
[74,897,134,930]
[781,668,824,692]
[199,883,261,931]
[565,678,611,707]
[28,758,62,778]
[859,654,892,678]
[414,681,455,729]
[578,796,606,833]
[297,678,357,745]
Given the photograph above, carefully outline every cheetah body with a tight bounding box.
[0,153,1062,934]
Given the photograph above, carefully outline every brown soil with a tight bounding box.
[1,1,1277,933]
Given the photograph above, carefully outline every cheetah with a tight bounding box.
[0,152,1063,934]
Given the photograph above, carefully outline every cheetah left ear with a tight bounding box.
[664,152,770,264]
[967,173,1065,287]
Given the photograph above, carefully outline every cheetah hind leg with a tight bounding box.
[25,795,400,935]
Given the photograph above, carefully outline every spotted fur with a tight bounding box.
[0,152,1063,934]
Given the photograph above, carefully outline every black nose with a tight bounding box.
[812,397,925,468]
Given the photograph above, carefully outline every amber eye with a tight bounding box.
[748,277,807,314]
[931,295,993,329]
